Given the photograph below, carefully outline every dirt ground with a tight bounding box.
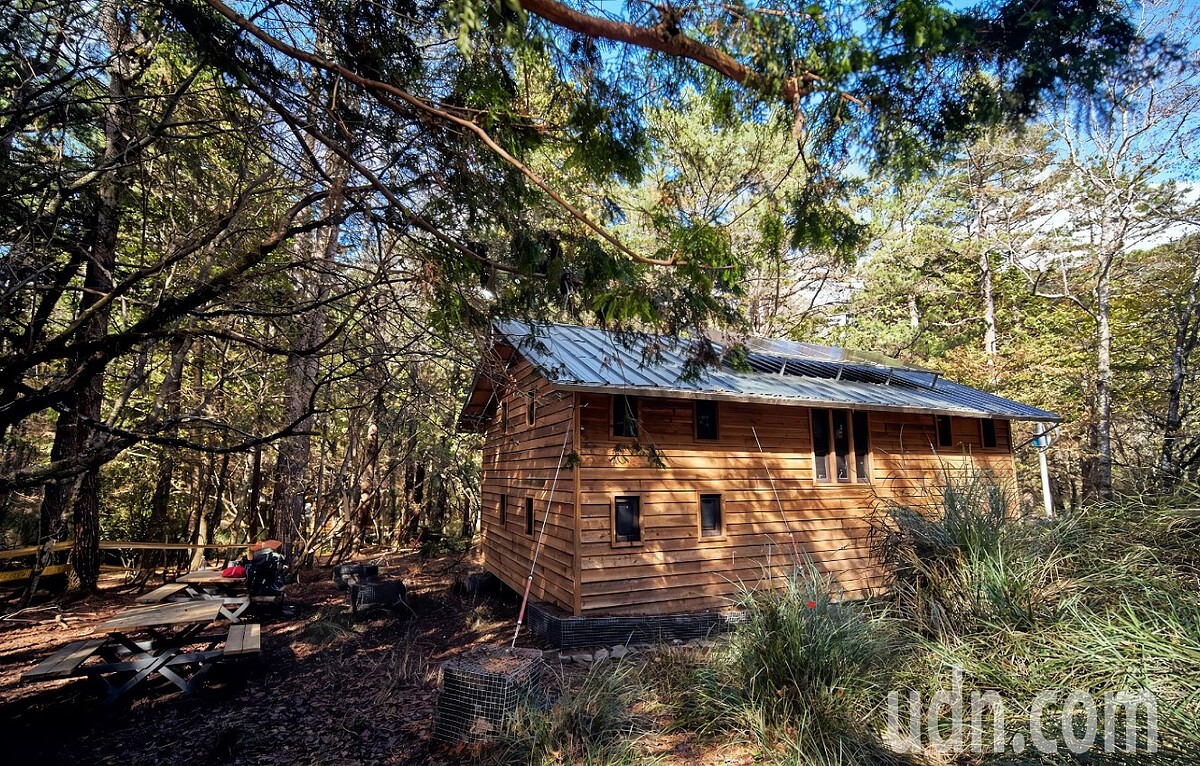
[0,549,550,766]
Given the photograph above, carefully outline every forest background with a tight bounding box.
[2,0,1197,592]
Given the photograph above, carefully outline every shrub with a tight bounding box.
[700,566,915,765]
[495,661,652,766]
[871,468,1061,635]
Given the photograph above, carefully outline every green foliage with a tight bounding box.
[496,663,653,766]
[893,488,1200,758]
[668,567,912,765]
[871,468,1064,636]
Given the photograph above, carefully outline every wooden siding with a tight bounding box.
[574,394,1016,616]
[479,359,577,613]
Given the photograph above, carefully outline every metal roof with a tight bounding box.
[462,320,1059,425]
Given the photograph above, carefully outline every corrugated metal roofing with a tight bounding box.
[489,320,1060,422]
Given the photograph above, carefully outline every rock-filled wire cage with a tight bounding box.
[432,646,544,743]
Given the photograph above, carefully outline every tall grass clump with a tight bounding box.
[681,565,914,765]
[871,468,1062,636]
[493,661,654,766]
[876,475,1200,760]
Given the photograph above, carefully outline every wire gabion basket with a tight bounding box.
[432,645,544,743]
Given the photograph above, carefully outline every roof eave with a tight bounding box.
[546,381,1062,422]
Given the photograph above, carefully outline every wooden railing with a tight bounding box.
[0,541,250,584]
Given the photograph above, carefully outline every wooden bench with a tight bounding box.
[22,638,106,681]
[224,623,261,658]
[135,583,191,604]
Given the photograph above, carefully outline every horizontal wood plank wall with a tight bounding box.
[575,393,1019,616]
[479,359,576,613]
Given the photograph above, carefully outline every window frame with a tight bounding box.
[852,411,871,484]
[936,415,954,448]
[525,496,534,536]
[698,492,724,539]
[612,394,639,439]
[812,408,872,485]
[980,418,998,449]
[612,494,642,545]
[694,400,720,440]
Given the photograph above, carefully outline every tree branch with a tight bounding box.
[201,0,681,267]
[518,0,816,104]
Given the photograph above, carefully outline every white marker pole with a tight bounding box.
[1036,422,1053,518]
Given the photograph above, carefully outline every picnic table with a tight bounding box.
[22,601,260,703]
[135,569,251,622]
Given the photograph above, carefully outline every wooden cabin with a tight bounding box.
[457,322,1058,618]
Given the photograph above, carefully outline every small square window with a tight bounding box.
[936,415,954,448]
[699,494,722,537]
[614,495,640,542]
[695,400,719,440]
[525,496,534,536]
[812,408,830,481]
[613,395,638,438]
[853,411,870,484]
[981,419,997,449]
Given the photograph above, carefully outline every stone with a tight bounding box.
[610,644,628,660]
[592,647,610,664]
[572,653,593,664]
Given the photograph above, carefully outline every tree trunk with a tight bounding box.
[1159,250,1200,490]
[67,0,136,591]
[142,338,191,576]
[1090,271,1114,499]
[191,453,230,568]
[268,178,344,559]
[979,247,999,383]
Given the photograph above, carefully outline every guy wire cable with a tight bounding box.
[511,411,573,648]
[752,424,802,565]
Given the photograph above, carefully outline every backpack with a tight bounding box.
[245,549,285,596]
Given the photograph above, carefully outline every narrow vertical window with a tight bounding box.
[499,494,507,526]
[525,496,534,536]
[699,494,722,537]
[613,395,638,438]
[981,419,998,449]
[500,402,508,433]
[937,415,954,448]
[695,400,719,440]
[526,388,537,426]
[832,409,851,482]
[614,496,640,542]
[812,408,830,481]
[853,411,870,483]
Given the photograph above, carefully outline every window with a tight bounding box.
[525,496,534,536]
[936,415,954,448]
[981,419,998,449]
[812,408,831,481]
[526,388,537,426]
[613,395,638,438]
[853,411,870,483]
[695,400,719,440]
[499,494,507,526]
[614,495,640,542]
[813,408,871,483]
[832,409,851,482]
[500,402,508,433]
[699,494,722,537]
